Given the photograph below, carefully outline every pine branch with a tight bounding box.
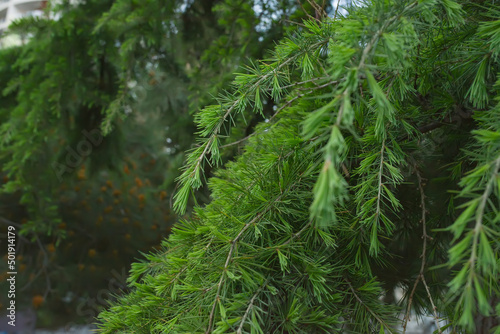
[358,4,415,70]
[176,39,329,214]
[221,80,338,149]
[467,156,500,285]
[206,180,302,333]
[375,140,385,221]
[344,277,394,333]
[280,76,329,90]
[309,2,419,225]
[96,1,500,332]
[236,277,270,334]
[187,54,298,180]
[281,220,313,246]
[198,40,323,156]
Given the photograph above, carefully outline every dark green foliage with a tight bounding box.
[97,0,500,333]
[99,112,394,333]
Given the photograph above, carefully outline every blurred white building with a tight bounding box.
[0,0,48,47]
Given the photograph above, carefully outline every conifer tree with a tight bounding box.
[0,0,299,323]
[97,0,500,332]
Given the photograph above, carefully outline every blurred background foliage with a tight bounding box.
[0,0,328,327]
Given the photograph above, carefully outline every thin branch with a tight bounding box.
[189,55,298,179]
[344,277,394,333]
[236,277,270,334]
[306,0,326,20]
[281,219,312,246]
[421,275,441,332]
[416,171,442,333]
[467,156,500,287]
[398,107,473,142]
[282,19,308,28]
[296,0,316,21]
[334,0,341,20]
[221,80,338,149]
[359,1,417,69]
[403,162,441,333]
[375,140,386,220]
[206,189,291,333]
[280,76,329,90]
[186,40,328,185]
[219,134,251,149]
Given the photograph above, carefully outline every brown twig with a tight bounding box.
[282,19,308,28]
[421,275,441,331]
[402,163,441,333]
[306,0,326,20]
[398,107,473,143]
[296,0,316,21]
[334,0,341,20]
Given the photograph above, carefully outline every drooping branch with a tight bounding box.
[236,277,270,334]
[375,140,386,221]
[221,80,339,149]
[176,39,329,213]
[206,178,302,333]
[344,277,394,333]
[281,220,312,246]
[403,161,441,333]
[467,156,500,287]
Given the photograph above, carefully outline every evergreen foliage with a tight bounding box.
[0,0,298,323]
[98,0,500,333]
